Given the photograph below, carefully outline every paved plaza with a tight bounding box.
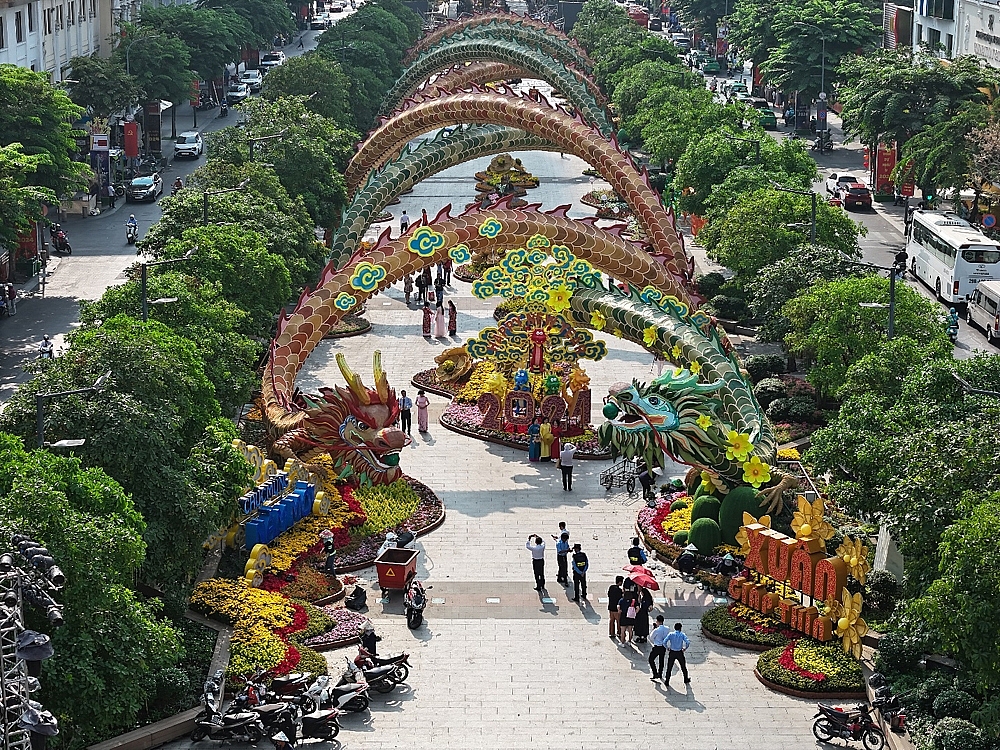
[165,150,825,750]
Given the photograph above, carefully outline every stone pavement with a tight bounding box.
[163,147,826,750]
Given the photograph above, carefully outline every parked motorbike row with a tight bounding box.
[192,647,414,746]
[811,673,906,750]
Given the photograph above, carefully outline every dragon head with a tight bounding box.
[598,368,729,471]
[294,352,411,484]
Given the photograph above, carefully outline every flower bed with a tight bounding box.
[701,603,798,650]
[323,314,371,339]
[304,606,370,651]
[773,422,820,443]
[756,640,865,695]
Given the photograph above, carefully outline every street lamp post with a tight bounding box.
[247,129,288,162]
[202,179,251,225]
[35,371,111,448]
[850,250,909,340]
[794,22,827,131]
[771,181,817,244]
[726,135,761,161]
[140,247,196,321]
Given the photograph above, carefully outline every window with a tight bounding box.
[924,0,954,18]
[916,23,923,43]
[56,5,62,29]
[88,0,94,17]
[44,7,52,34]
[68,2,74,25]
[0,18,5,49]
[28,2,35,31]
[961,248,1000,264]
[15,11,23,43]
[928,27,941,50]
[946,33,953,57]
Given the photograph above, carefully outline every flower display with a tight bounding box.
[671,343,683,359]
[689,361,702,375]
[742,456,772,488]
[349,261,386,292]
[406,226,445,257]
[725,431,753,462]
[835,536,871,584]
[834,590,868,659]
[590,310,607,330]
[735,511,771,555]
[545,288,572,313]
[757,639,865,693]
[643,325,658,346]
[776,447,801,461]
[660,504,692,538]
[696,414,712,430]
[791,496,835,541]
[777,641,826,681]
[700,603,797,648]
[351,480,421,538]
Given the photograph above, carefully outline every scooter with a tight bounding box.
[404,577,428,629]
[50,224,72,255]
[126,223,138,244]
[219,101,229,118]
[339,656,400,694]
[227,690,296,734]
[811,132,834,152]
[303,674,370,713]
[191,674,265,743]
[273,706,342,743]
[248,667,316,697]
[947,310,960,342]
[868,675,906,733]
[355,646,411,683]
[812,703,885,750]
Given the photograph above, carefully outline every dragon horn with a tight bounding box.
[336,353,371,405]
[373,351,389,403]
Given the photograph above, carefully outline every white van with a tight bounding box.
[967,279,1000,345]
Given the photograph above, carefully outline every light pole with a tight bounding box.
[771,181,817,244]
[35,371,110,448]
[850,250,909,340]
[247,129,288,162]
[140,246,196,321]
[725,134,761,161]
[202,179,251,225]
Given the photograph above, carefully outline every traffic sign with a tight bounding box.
[984,214,996,228]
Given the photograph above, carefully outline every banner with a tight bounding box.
[123,122,139,158]
[874,143,897,195]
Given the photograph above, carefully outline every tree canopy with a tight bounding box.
[66,54,142,119]
[113,28,195,107]
[140,5,250,82]
[261,54,354,128]
[0,144,57,246]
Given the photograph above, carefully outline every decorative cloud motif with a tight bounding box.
[449,244,472,264]
[526,233,551,249]
[478,218,503,238]
[334,292,358,311]
[349,262,386,292]
[407,226,445,258]
[472,280,499,299]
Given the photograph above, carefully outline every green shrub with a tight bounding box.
[672,530,689,546]
[691,496,721,523]
[931,717,987,750]
[744,354,786,384]
[694,272,726,298]
[913,673,955,713]
[933,689,980,721]
[669,499,688,511]
[709,294,750,321]
[875,630,924,674]
[754,377,788,408]
[766,396,819,423]
[688,517,721,554]
[718,486,764,545]
[865,569,901,613]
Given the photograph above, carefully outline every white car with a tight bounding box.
[173,131,203,159]
[240,69,263,93]
[227,83,251,104]
[260,51,285,73]
[826,171,861,195]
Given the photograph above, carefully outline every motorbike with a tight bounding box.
[191,673,265,743]
[38,339,55,360]
[273,706,342,743]
[355,646,411,683]
[303,674,370,713]
[126,223,138,244]
[246,667,316,697]
[869,674,907,733]
[171,183,182,197]
[812,703,885,750]
[404,577,428,629]
[227,690,296,734]
[947,311,960,342]
[50,224,72,255]
[219,101,229,118]
[811,132,834,152]
[339,656,401,695]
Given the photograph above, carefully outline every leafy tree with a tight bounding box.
[895,103,988,202]
[744,243,863,341]
[261,54,354,127]
[667,0,728,34]
[0,434,185,748]
[66,54,141,119]
[838,50,996,148]
[596,34,681,96]
[728,0,781,68]
[783,274,949,395]
[0,64,90,196]
[198,0,294,49]
[0,144,57,246]
[626,85,741,165]
[759,0,880,101]
[207,96,354,227]
[571,0,634,53]
[140,5,249,82]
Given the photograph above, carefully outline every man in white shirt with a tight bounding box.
[559,442,578,491]
[398,390,413,435]
[525,535,546,590]
[664,622,691,686]
[648,615,669,680]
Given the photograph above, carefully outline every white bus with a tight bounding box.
[906,211,1000,304]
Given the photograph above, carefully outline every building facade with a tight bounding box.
[958,0,1000,67]
[913,0,957,57]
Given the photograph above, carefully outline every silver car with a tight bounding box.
[174,131,203,159]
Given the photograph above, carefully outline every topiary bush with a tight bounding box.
[694,272,726,299]
[688,517,721,554]
[754,377,788,409]
[933,689,980,721]
[672,530,689,546]
[766,396,820,423]
[865,569,901,614]
[744,354,786,384]
[874,630,924,674]
[691,496,721,523]
[669,499,688,511]
[709,294,750,321]
[718,486,764,545]
[931,717,988,750]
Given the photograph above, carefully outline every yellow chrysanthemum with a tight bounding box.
[643,325,658,346]
[545,288,572,313]
[696,414,712,430]
[725,431,753,462]
[790,495,835,541]
[671,343,683,359]
[590,309,607,330]
[689,361,702,375]
[742,456,771,488]
[835,589,869,659]
[735,511,771,555]
[835,536,871,585]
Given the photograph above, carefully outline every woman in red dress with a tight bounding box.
[421,301,432,337]
[447,300,457,336]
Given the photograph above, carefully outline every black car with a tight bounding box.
[126,173,163,202]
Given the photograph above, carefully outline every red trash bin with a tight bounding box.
[375,547,418,596]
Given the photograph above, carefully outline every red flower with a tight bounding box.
[271,644,301,677]
[275,603,309,637]
[777,641,826,682]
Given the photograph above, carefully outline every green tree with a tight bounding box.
[667,0,728,34]
[261,54,353,127]
[198,0,294,49]
[728,0,781,68]
[571,0,634,53]
[140,5,249,82]
[66,54,141,119]
[783,274,949,395]
[895,102,988,201]
[0,64,90,196]
[0,144,57,246]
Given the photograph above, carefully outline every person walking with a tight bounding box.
[443,257,452,286]
[618,581,639,643]
[399,210,410,233]
[434,300,447,337]
[6,284,16,315]
[106,183,117,209]
[526,535,546,590]
[415,390,430,433]
[403,274,413,305]
[447,300,457,336]
[555,531,570,586]
[664,622,691,686]
[434,273,445,304]
[398,389,413,435]
[298,36,305,48]
[607,576,624,640]
[571,544,588,601]
[558,442,577,491]
[634,586,654,643]
[648,616,669,680]
[628,537,648,566]
[415,271,426,303]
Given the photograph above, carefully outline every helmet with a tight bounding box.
[129,214,135,220]
[43,335,49,341]
[949,307,956,314]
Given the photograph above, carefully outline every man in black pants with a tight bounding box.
[571,544,588,601]
[664,621,691,686]
[398,389,412,435]
[648,616,668,679]
[526,535,545,590]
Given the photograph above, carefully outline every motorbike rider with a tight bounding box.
[947,307,960,334]
[126,214,138,230]
[39,335,54,359]
[173,177,183,193]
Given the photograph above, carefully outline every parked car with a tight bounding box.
[838,183,873,210]
[259,52,285,73]
[173,131,204,159]
[647,16,662,31]
[240,70,263,93]
[966,279,1000,344]
[750,99,777,129]
[126,173,163,203]
[227,83,251,104]
[330,2,344,10]
[725,81,749,100]
[826,171,861,195]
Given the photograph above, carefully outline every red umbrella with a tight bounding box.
[628,572,660,591]
[622,565,653,576]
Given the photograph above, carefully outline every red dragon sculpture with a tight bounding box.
[272,352,411,485]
